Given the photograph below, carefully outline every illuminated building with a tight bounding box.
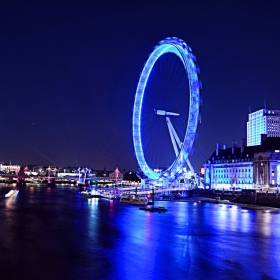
[204,138,280,189]
[247,109,280,146]
[0,162,20,174]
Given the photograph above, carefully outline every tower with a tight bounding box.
[247,109,280,146]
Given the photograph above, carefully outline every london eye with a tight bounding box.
[132,37,202,186]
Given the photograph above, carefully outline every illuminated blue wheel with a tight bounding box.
[132,37,201,182]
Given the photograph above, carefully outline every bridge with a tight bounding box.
[86,185,194,200]
[118,185,192,194]
[0,173,193,196]
[0,174,122,184]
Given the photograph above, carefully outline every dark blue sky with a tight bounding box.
[1,0,280,172]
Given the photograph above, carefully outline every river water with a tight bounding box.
[0,184,279,280]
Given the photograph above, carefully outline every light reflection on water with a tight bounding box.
[0,184,279,280]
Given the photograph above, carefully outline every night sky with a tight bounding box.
[1,0,280,172]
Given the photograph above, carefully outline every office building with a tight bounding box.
[247,109,280,146]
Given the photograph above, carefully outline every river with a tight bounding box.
[0,184,279,280]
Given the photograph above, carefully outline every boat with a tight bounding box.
[81,190,94,198]
[139,206,168,213]
[5,190,15,197]
[120,193,148,205]
[5,190,19,198]
[100,191,115,200]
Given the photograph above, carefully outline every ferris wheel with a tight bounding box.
[132,37,202,183]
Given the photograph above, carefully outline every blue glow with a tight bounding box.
[132,37,201,181]
[207,163,254,190]
[277,164,280,185]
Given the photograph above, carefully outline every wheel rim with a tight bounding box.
[132,37,201,181]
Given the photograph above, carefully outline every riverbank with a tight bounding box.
[185,196,280,212]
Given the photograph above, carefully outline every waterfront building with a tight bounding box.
[0,162,20,174]
[247,109,280,146]
[204,137,280,190]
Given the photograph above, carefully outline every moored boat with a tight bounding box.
[139,206,168,213]
[81,190,94,198]
[100,191,115,200]
[120,193,148,205]
[5,190,19,198]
